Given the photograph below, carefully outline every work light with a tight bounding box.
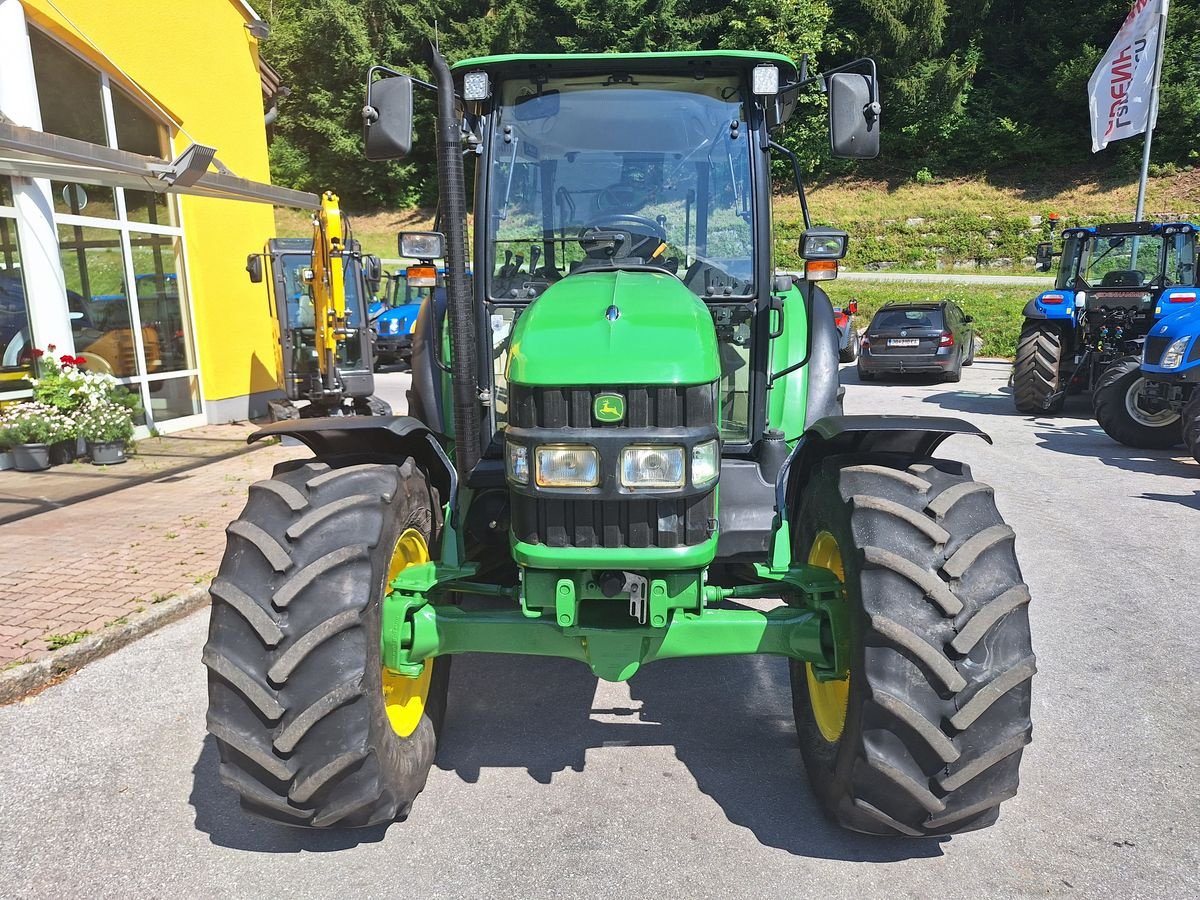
[398,231,445,260]
[620,446,685,489]
[752,64,780,96]
[463,71,491,101]
[536,445,600,487]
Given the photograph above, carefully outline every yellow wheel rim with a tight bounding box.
[805,530,850,743]
[381,528,434,738]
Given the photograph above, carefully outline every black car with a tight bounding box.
[857,300,975,383]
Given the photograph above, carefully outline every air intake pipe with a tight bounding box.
[430,47,480,479]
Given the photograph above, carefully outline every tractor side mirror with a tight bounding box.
[246,254,263,284]
[363,73,414,161]
[363,254,382,291]
[1034,242,1054,272]
[828,72,881,159]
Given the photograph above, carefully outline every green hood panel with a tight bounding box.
[507,271,719,386]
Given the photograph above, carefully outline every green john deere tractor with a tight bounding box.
[204,49,1035,837]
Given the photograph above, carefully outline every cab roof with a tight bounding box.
[451,51,799,81]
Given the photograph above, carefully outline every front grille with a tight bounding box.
[1145,336,1170,365]
[1189,337,1200,364]
[511,494,715,548]
[510,384,714,429]
[508,382,717,550]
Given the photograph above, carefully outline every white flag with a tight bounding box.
[1088,0,1169,152]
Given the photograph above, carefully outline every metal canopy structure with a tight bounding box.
[0,120,319,210]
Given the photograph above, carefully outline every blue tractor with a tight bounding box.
[369,269,427,369]
[1012,221,1197,416]
[1094,299,1200,458]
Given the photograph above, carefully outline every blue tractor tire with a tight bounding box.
[1093,356,1183,449]
[1013,321,1064,413]
[1183,390,1200,464]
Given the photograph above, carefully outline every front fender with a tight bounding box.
[777,415,991,514]
[249,415,457,513]
[1024,291,1075,321]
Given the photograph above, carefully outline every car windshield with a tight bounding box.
[487,72,754,300]
[1077,234,1166,289]
[873,308,942,330]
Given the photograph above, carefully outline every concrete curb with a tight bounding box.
[0,586,211,705]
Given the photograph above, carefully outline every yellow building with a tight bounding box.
[0,0,292,429]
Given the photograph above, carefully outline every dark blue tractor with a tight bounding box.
[1012,221,1197,415]
[369,270,432,368]
[1093,301,1200,458]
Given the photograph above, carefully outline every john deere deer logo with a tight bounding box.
[594,393,625,423]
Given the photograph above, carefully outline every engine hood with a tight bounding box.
[506,270,720,386]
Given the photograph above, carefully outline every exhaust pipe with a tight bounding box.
[430,47,480,479]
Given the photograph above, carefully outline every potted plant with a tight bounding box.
[0,422,14,471]
[1,402,59,471]
[78,401,134,465]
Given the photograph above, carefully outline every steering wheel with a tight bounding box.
[578,214,667,261]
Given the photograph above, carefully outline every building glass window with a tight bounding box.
[28,29,105,145]
[26,30,203,429]
[0,177,34,390]
[57,225,138,377]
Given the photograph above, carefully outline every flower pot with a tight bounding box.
[49,439,80,466]
[12,443,51,472]
[0,451,13,471]
[88,440,127,466]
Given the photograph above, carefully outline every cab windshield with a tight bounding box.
[487,73,754,300]
[1074,234,1171,289]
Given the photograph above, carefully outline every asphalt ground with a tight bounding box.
[0,361,1196,899]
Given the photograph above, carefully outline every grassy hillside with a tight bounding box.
[273,170,1196,359]
[279,168,1198,271]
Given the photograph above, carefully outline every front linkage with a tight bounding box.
[381,556,848,684]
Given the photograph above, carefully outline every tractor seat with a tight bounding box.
[1100,270,1145,288]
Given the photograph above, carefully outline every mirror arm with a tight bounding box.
[799,57,879,105]
[366,64,442,96]
[769,140,811,230]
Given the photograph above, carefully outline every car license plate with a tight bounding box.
[888,338,920,347]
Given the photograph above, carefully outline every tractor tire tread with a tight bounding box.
[1013,321,1064,413]
[791,455,1034,837]
[204,459,447,828]
[1093,356,1184,449]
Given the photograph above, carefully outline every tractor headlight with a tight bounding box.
[536,445,599,487]
[1161,336,1190,369]
[620,445,685,489]
[691,440,719,487]
[506,441,529,485]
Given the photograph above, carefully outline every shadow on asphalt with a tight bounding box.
[435,652,946,862]
[187,653,947,859]
[189,736,391,852]
[1031,424,1198,478]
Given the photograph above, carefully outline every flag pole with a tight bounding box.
[1134,3,1169,221]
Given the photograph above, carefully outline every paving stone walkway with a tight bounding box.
[0,429,302,666]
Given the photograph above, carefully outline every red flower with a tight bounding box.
[46,344,56,353]
[31,348,44,359]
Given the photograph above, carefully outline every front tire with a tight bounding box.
[791,455,1035,836]
[204,459,449,827]
[1093,357,1182,449]
[1013,321,1064,413]
[1183,391,1200,464]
